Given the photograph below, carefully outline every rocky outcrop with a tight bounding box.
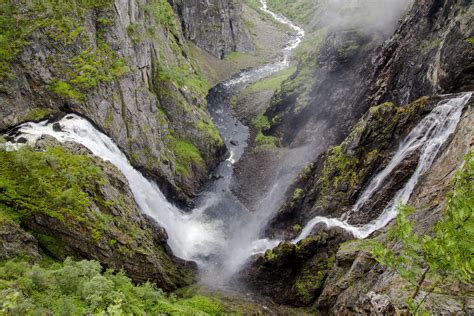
[245,96,473,313]
[0,136,195,291]
[264,0,473,149]
[241,226,352,307]
[0,0,226,205]
[266,96,438,238]
[317,101,474,314]
[169,0,254,59]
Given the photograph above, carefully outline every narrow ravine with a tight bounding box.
[5,0,306,285]
[4,1,470,294]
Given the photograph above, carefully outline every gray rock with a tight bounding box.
[169,0,254,59]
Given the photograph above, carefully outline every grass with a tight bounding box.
[246,66,296,94]
[169,138,205,177]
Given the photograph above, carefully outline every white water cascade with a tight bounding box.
[292,92,472,242]
[6,116,226,262]
[5,0,468,286]
[4,0,306,280]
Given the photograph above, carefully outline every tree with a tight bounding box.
[371,152,473,314]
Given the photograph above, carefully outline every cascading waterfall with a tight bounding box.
[5,116,226,262]
[5,0,306,284]
[4,0,469,289]
[291,92,472,242]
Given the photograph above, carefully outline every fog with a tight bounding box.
[310,0,413,36]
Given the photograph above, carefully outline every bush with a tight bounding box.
[371,152,474,313]
[0,258,223,315]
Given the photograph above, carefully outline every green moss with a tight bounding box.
[252,114,271,131]
[69,48,129,90]
[294,271,325,302]
[319,145,358,196]
[264,249,276,262]
[167,138,205,177]
[197,121,224,146]
[292,188,304,200]
[255,132,279,149]
[466,37,474,45]
[22,108,55,122]
[126,23,142,44]
[292,224,302,233]
[142,0,180,36]
[50,80,85,101]
[0,1,116,79]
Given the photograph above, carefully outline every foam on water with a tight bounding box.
[6,116,225,263]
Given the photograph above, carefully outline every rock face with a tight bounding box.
[0,135,195,291]
[169,0,254,59]
[317,102,474,314]
[0,0,227,205]
[264,0,473,149]
[266,96,438,238]
[241,226,352,306]
[245,95,473,313]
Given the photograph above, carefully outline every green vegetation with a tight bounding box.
[292,188,304,200]
[371,152,474,314]
[21,108,55,122]
[0,146,102,225]
[246,67,296,94]
[0,0,129,90]
[292,224,302,233]
[252,114,271,131]
[167,138,205,177]
[320,145,358,195]
[266,0,319,25]
[255,132,279,149]
[50,80,86,101]
[143,0,180,36]
[466,37,474,45]
[0,258,223,315]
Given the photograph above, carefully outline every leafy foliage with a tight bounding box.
[0,258,223,315]
[371,152,474,313]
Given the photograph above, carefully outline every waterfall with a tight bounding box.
[292,92,472,242]
[6,116,225,263]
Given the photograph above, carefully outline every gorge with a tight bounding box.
[0,0,473,314]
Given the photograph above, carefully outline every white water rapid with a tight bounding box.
[5,0,469,288]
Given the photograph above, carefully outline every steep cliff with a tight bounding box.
[0,0,226,205]
[264,0,473,148]
[242,0,474,313]
[0,135,195,291]
[169,0,254,59]
[242,95,473,312]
